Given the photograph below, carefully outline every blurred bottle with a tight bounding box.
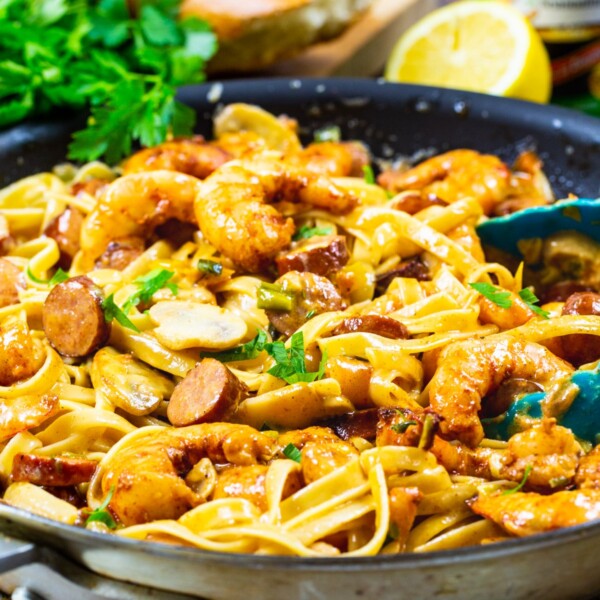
[511,1,600,113]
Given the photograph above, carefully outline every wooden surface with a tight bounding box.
[266,0,439,77]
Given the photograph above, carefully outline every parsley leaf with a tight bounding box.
[265,331,326,385]
[282,443,302,463]
[0,1,217,164]
[102,293,140,332]
[469,282,512,309]
[518,288,550,319]
[292,225,334,241]
[503,465,532,495]
[203,330,268,362]
[85,485,117,529]
[391,420,417,434]
[122,268,177,314]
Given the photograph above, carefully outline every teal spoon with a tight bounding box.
[476,198,600,257]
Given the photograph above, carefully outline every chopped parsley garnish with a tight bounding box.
[265,331,327,385]
[1,1,217,163]
[363,164,376,185]
[26,267,69,286]
[102,293,139,332]
[469,282,512,309]
[282,443,302,463]
[470,282,549,318]
[292,225,334,241]
[197,259,223,276]
[122,268,177,314]
[391,420,417,434]
[204,330,326,384]
[502,465,532,495]
[313,125,341,143]
[85,486,117,529]
[518,288,550,319]
[203,330,269,362]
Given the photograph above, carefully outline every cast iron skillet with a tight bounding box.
[1,79,600,600]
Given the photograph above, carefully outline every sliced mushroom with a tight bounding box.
[214,103,301,153]
[148,301,248,350]
[236,378,353,430]
[91,347,174,416]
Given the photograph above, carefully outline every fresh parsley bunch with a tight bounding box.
[0,0,217,163]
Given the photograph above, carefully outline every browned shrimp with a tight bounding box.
[79,171,202,267]
[0,315,45,386]
[471,439,600,536]
[493,419,583,491]
[195,157,358,273]
[212,464,303,511]
[470,488,600,537]
[100,423,276,525]
[122,137,231,179]
[428,337,573,447]
[477,289,537,331]
[0,394,59,442]
[277,426,358,484]
[292,141,370,177]
[378,150,510,215]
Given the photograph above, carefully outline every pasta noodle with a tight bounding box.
[1,103,600,557]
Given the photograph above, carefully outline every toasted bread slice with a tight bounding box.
[181,0,373,72]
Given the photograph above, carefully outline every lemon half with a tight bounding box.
[384,0,552,103]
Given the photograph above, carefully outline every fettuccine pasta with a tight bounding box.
[1,103,600,556]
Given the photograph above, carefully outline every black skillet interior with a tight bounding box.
[2,78,600,199]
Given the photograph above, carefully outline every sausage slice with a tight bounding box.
[43,206,85,269]
[42,275,110,357]
[167,358,248,426]
[276,235,349,277]
[333,315,409,339]
[12,454,97,487]
[559,292,600,366]
[95,237,145,271]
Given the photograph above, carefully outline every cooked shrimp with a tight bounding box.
[122,137,231,179]
[493,151,553,216]
[292,141,370,177]
[477,290,537,331]
[575,445,600,489]
[428,337,573,447]
[492,419,583,491]
[213,464,303,511]
[470,488,600,536]
[79,170,202,266]
[376,408,496,479]
[378,150,510,215]
[100,423,276,525]
[0,394,59,441]
[300,440,359,484]
[195,157,358,273]
[0,315,45,386]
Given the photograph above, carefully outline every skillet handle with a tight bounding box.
[0,533,38,574]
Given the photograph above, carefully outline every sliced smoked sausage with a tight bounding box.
[276,235,349,277]
[12,454,97,486]
[560,292,600,366]
[167,358,248,427]
[333,315,409,339]
[43,206,85,269]
[42,275,110,357]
